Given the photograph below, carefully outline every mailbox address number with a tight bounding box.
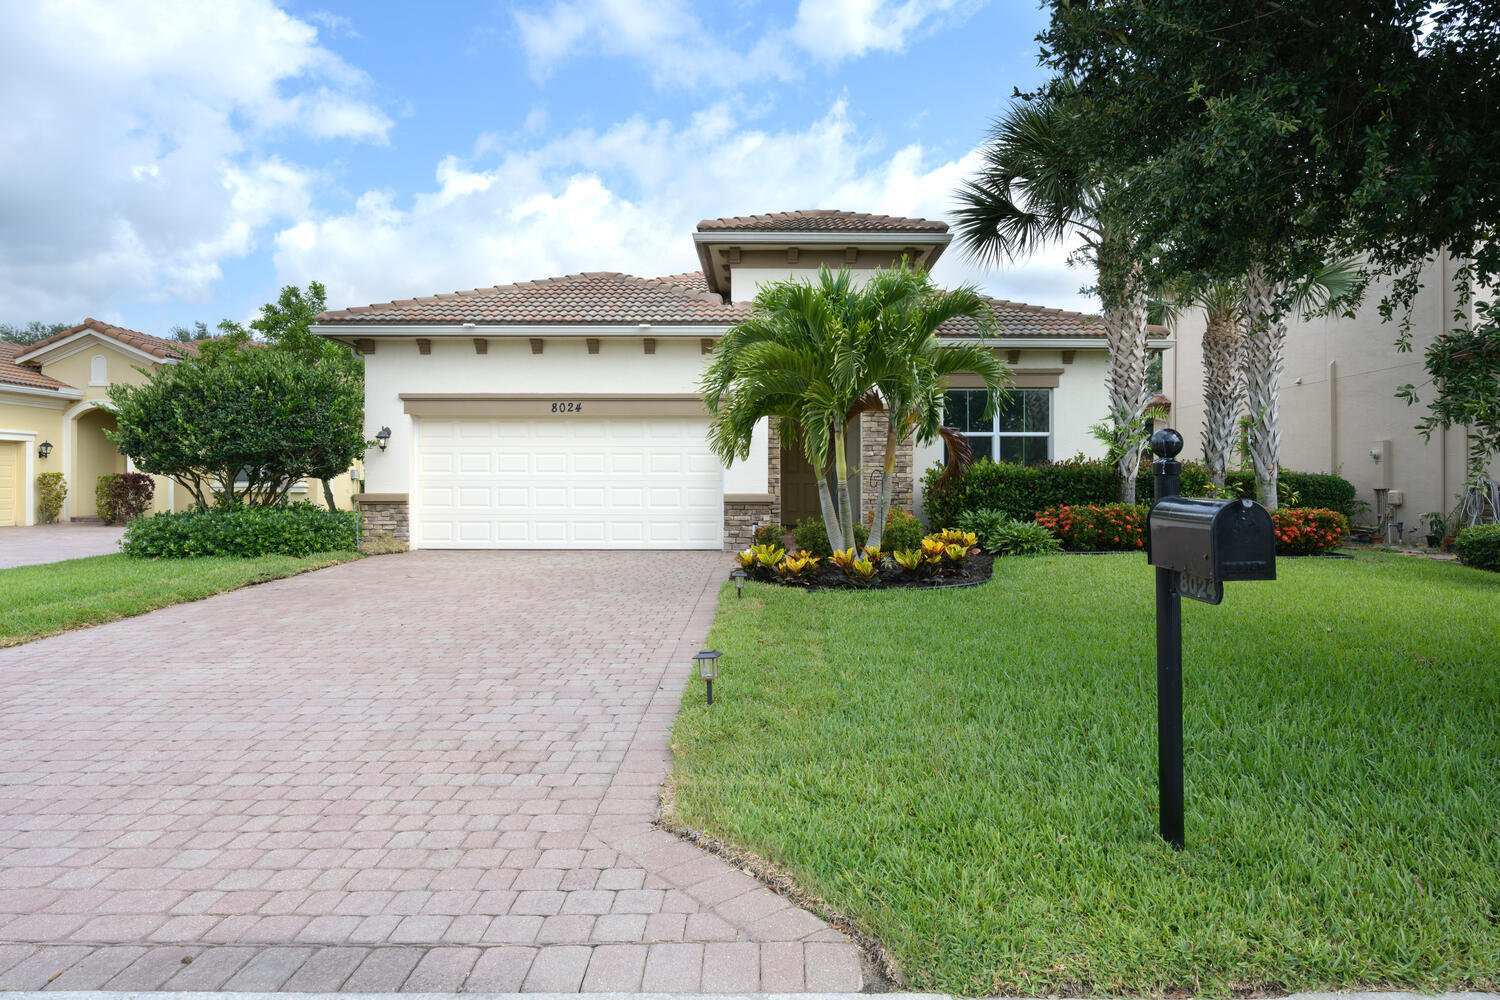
[550,401,583,413]
[1173,571,1223,606]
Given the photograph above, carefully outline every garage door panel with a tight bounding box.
[416,416,722,549]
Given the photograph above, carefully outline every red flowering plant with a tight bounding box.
[1271,507,1348,555]
[1033,503,1148,551]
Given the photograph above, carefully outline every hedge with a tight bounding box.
[925,457,1358,525]
[1452,523,1500,571]
[122,503,357,558]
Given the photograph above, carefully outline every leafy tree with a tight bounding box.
[0,321,69,345]
[168,321,209,343]
[107,346,367,512]
[217,282,363,508]
[1035,1,1500,310]
[953,87,1152,503]
[1399,301,1500,497]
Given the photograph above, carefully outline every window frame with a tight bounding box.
[945,387,1053,465]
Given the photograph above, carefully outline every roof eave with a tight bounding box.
[0,381,84,399]
[311,322,738,338]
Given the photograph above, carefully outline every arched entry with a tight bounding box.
[64,403,126,520]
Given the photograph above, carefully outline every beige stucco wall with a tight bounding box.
[1163,256,1491,528]
[359,334,765,503]
[0,396,67,524]
[912,348,1113,521]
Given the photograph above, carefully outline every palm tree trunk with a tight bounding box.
[1104,277,1150,505]
[1200,305,1245,488]
[866,421,899,551]
[815,466,844,552]
[1243,265,1284,509]
[832,424,856,548]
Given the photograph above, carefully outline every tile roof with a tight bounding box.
[18,318,196,360]
[316,272,752,326]
[695,209,948,233]
[0,341,75,392]
[940,298,1167,339]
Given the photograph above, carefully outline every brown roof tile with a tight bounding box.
[696,209,948,233]
[940,298,1166,339]
[18,318,196,361]
[0,341,75,392]
[316,271,752,326]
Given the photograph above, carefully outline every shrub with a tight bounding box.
[122,503,356,558]
[95,472,155,524]
[925,457,1213,526]
[733,543,786,581]
[954,508,1009,551]
[1034,504,1148,551]
[358,532,408,555]
[791,517,868,559]
[36,472,66,523]
[984,519,1062,556]
[774,550,821,583]
[752,523,787,547]
[878,509,925,553]
[1271,507,1348,555]
[1216,470,1360,515]
[1450,523,1500,571]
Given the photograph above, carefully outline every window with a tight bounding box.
[944,388,1051,465]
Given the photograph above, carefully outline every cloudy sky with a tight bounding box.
[0,0,1091,333]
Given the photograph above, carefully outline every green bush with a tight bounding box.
[878,510,925,553]
[1272,507,1349,556]
[753,523,787,547]
[36,472,66,523]
[1034,503,1149,551]
[791,517,869,558]
[925,457,1211,526]
[984,519,1062,556]
[122,503,357,558]
[95,472,155,524]
[1452,523,1500,571]
[1216,470,1360,515]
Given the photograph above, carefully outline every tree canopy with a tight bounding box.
[1036,1,1500,307]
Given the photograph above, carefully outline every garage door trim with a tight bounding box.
[401,393,705,418]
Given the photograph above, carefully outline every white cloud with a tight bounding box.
[510,0,982,87]
[273,100,1093,315]
[0,0,390,321]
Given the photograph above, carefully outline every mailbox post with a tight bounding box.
[1146,428,1276,849]
[1150,430,1187,849]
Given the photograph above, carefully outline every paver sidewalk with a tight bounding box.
[0,551,865,992]
[0,523,124,569]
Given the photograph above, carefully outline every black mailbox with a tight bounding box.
[1148,497,1276,584]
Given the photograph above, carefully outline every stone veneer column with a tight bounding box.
[353,493,409,543]
[859,411,915,524]
[722,420,782,551]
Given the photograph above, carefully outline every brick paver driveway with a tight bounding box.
[0,551,865,992]
[0,523,125,569]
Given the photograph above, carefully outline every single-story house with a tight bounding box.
[0,320,355,525]
[313,209,1173,550]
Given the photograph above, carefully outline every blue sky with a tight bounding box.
[0,1,1090,335]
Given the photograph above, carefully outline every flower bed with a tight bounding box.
[735,530,995,591]
[1272,507,1348,555]
[1034,503,1147,551]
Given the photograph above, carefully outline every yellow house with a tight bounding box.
[0,319,356,526]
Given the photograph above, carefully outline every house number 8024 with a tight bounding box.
[550,402,583,413]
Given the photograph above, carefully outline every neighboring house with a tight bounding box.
[314,209,1172,550]
[0,319,354,526]
[1163,252,1495,532]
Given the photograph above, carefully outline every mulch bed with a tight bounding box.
[747,550,997,592]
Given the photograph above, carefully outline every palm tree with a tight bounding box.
[953,89,1152,503]
[858,267,1009,550]
[1241,259,1360,507]
[702,268,870,550]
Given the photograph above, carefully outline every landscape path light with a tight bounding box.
[731,568,746,598]
[693,649,721,706]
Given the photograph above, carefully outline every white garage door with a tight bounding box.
[415,417,723,549]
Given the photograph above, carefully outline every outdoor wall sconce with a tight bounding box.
[731,569,746,598]
[375,426,392,451]
[37,440,52,460]
[694,649,721,705]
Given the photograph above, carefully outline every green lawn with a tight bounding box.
[0,551,358,647]
[669,552,1500,997]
